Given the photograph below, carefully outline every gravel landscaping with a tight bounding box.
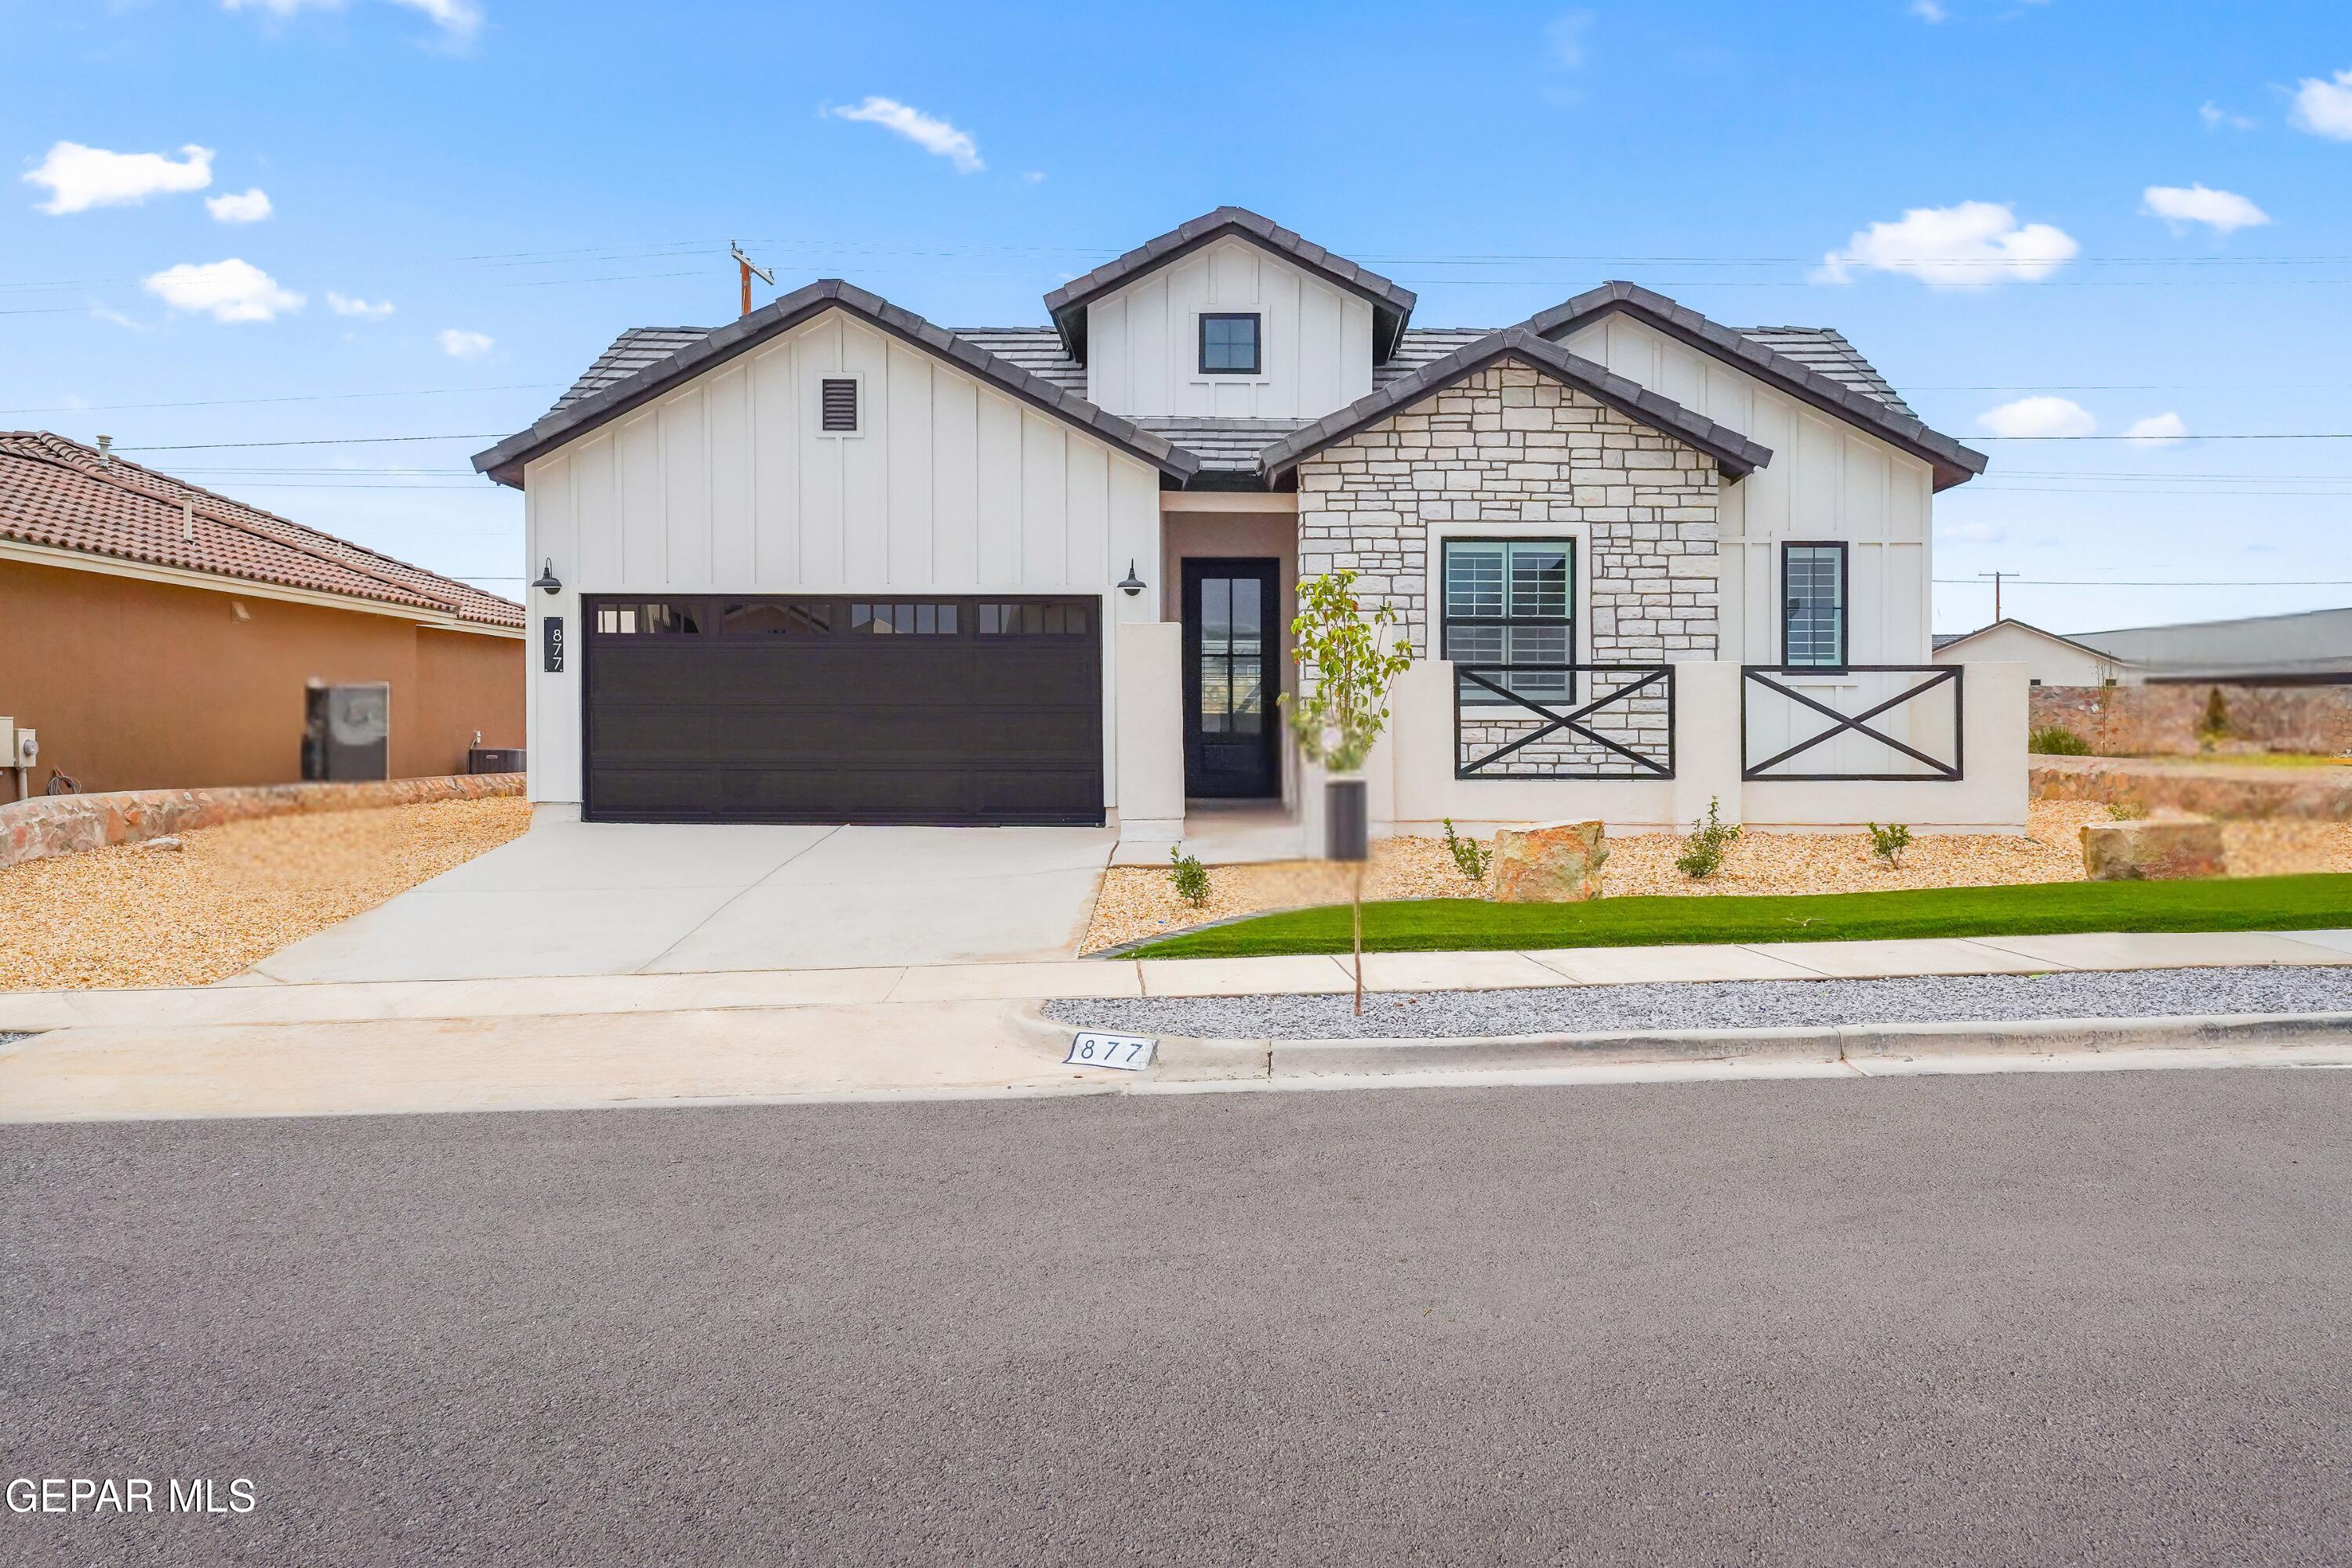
[1047,964,2352,1040]
[1082,800,2352,953]
[0,797,531,991]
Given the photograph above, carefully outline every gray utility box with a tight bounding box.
[302,681,391,782]
[467,747,526,775]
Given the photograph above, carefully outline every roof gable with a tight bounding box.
[474,280,1200,488]
[1524,282,1987,491]
[1935,617,2124,662]
[1256,328,1772,483]
[1043,207,1416,365]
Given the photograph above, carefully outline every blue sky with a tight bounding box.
[6,0,2350,635]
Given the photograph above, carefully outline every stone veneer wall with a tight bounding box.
[0,772,523,870]
[2031,684,2352,758]
[1294,361,1722,775]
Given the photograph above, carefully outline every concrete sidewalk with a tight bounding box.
[2,927,2345,1036]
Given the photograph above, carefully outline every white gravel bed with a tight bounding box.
[1048,964,2352,1040]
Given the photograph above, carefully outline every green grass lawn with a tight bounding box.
[1123,874,2352,959]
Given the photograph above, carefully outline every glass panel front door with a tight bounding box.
[1183,559,1280,798]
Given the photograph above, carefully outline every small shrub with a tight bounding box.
[1867,822,1913,869]
[2029,724,2091,756]
[2198,686,2232,750]
[2106,797,2150,821]
[1675,797,1742,880]
[1168,846,1210,909]
[1441,818,1492,884]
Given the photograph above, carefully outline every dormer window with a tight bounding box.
[1199,313,1261,376]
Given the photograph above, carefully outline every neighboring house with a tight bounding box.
[2067,605,2352,687]
[476,207,2024,838]
[1933,619,2133,687]
[0,431,524,794]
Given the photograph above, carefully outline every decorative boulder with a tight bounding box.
[1491,819,1609,903]
[2081,818,2227,881]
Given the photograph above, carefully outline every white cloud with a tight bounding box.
[143,258,304,322]
[1977,396,2096,438]
[1816,201,2079,288]
[1022,170,1045,184]
[89,301,147,332]
[437,328,494,359]
[1908,1,1947,22]
[22,141,213,215]
[222,0,481,41]
[2140,183,2269,234]
[328,291,394,318]
[205,187,273,223]
[2200,101,2256,132]
[2125,412,2190,448]
[1544,10,1594,67]
[2289,67,2352,140]
[828,96,983,174]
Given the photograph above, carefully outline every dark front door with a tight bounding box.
[1181,558,1280,798]
[580,594,1103,826]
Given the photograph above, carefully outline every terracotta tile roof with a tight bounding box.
[0,432,523,631]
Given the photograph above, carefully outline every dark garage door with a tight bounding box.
[583,594,1104,826]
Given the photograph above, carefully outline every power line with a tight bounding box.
[115,434,507,452]
[1932,577,2352,587]
[0,383,557,416]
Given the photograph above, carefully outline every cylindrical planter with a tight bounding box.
[1324,775,1369,863]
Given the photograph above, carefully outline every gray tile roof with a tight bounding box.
[477,280,1198,488]
[1042,206,1417,363]
[1258,328,1773,483]
[1740,327,1917,418]
[952,328,1087,397]
[549,328,710,417]
[1522,282,1984,489]
[1128,417,1315,474]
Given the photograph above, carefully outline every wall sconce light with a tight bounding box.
[1118,560,1146,597]
[531,558,563,595]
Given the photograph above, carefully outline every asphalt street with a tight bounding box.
[5,1068,2350,1565]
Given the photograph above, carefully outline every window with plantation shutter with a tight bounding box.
[819,377,859,434]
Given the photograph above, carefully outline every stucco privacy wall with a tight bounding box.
[521,308,1165,808]
[1085,237,1375,420]
[1557,314,1934,664]
[1294,361,1722,775]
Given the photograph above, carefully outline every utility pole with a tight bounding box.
[1979,569,2013,623]
[731,241,773,319]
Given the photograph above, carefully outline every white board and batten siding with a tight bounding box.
[521,310,1165,808]
[1558,314,1936,666]
[1085,237,1374,419]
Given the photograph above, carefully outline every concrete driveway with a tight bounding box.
[250,820,1116,982]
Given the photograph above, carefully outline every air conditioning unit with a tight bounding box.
[302,681,390,782]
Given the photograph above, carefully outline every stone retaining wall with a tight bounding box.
[0,773,524,870]
[2031,757,2352,821]
[2031,684,2352,757]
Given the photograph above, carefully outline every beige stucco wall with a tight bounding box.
[1933,622,2122,686]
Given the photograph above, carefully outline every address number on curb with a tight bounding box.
[1065,1032,1156,1072]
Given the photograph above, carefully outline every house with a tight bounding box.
[475,207,2026,840]
[1933,619,2134,687]
[2066,605,2352,687]
[0,431,524,795]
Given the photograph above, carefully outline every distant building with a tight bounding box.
[2066,605,2352,688]
[1932,619,2133,687]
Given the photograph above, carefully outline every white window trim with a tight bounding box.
[814,372,867,440]
[1433,524,1590,703]
[1186,309,1272,387]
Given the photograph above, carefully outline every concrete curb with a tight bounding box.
[1024,1007,2352,1082]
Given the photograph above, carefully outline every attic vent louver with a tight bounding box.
[820,378,859,434]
